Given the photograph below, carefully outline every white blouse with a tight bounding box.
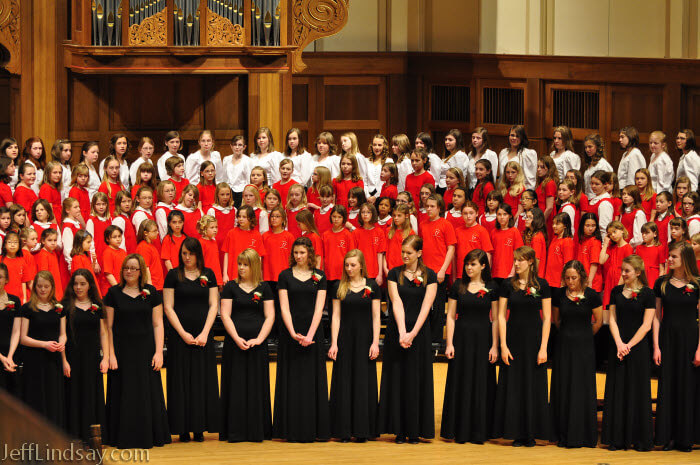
[285,151,314,186]
[465,149,498,190]
[549,150,581,182]
[617,147,646,189]
[396,157,412,193]
[648,151,674,193]
[438,150,468,188]
[99,157,130,190]
[498,148,538,190]
[156,152,185,181]
[129,157,153,187]
[185,150,224,185]
[583,158,614,198]
[312,154,340,180]
[86,165,101,200]
[222,154,252,193]
[60,163,72,200]
[364,157,393,197]
[249,151,284,186]
[676,150,700,192]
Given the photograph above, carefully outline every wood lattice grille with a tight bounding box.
[552,89,599,129]
[431,85,470,122]
[482,87,524,125]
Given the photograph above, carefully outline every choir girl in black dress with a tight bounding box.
[104,254,170,449]
[377,235,437,444]
[219,248,275,442]
[273,236,331,442]
[493,246,551,447]
[0,263,21,396]
[441,249,498,444]
[163,237,220,442]
[63,269,108,444]
[328,249,380,443]
[19,270,66,429]
[550,260,603,448]
[652,242,700,452]
[602,254,654,451]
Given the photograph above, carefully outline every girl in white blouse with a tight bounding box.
[393,134,413,193]
[79,141,102,199]
[185,129,224,186]
[616,127,646,189]
[312,132,341,180]
[414,132,442,191]
[498,125,538,190]
[465,127,498,191]
[582,134,613,198]
[438,130,468,191]
[157,131,185,182]
[365,134,393,203]
[283,128,314,187]
[675,129,700,192]
[647,131,674,193]
[98,133,130,190]
[249,127,283,186]
[549,126,581,182]
[222,135,251,208]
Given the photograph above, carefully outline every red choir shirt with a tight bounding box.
[536,180,557,239]
[322,228,356,280]
[160,234,186,269]
[544,236,575,287]
[490,227,524,279]
[176,205,202,238]
[135,241,165,290]
[385,229,414,270]
[87,215,110,267]
[262,230,295,282]
[472,182,495,215]
[22,248,37,285]
[197,184,216,213]
[675,201,683,217]
[222,228,265,280]
[602,242,633,308]
[479,212,498,237]
[273,179,298,206]
[71,253,100,294]
[526,231,547,278]
[347,209,361,230]
[611,197,622,218]
[417,208,430,233]
[635,243,664,287]
[579,193,590,214]
[313,205,333,237]
[301,231,324,263]
[641,193,657,221]
[654,211,673,261]
[443,188,455,207]
[454,224,494,279]
[98,181,125,215]
[103,246,127,289]
[13,185,38,220]
[404,171,435,208]
[207,205,236,254]
[420,217,457,274]
[445,208,465,232]
[69,185,91,221]
[0,255,29,302]
[559,201,580,239]
[379,183,398,200]
[198,236,222,286]
[131,183,146,199]
[0,182,12,207]
[575,236,603,292]
[620,208,642,240]
[333,178,364,209]
[286,206,305,239]
[170,177,190,203]
[353,226,387,279]
[35,248,63,300]
[377,216,392,235]
[306,186,321,207]
[503,189,523,217]
[39,184,62,222]
[114,214,137,253]
[31,221,59,242]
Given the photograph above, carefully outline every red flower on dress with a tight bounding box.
[311,272,321,284]
[3,301,14,310]
[476,288,488,298]
[683,283,695,295]
[363,286,372,298]
[413,275,424,287]
[252,291,262,302]
[89,304,100,313]
[525,287,540,298]
[199,275,209,287]
[141,289,150,300]
[55,303,63,314]
[630,291,638,300]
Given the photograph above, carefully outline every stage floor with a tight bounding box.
[102,363,698,464]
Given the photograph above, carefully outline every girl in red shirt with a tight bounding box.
[206,183,236,269]
[322,205,356,283]
[9,204,26,234]
[384,204,414,278]
[490,203,524,283]
[249,166,268,201]
[479,190,502,237]
[68,163,91,223]
[516,189,537,235]
[98,156,125,216]
[196,214,222,287]
[135,219,164,291]
[535,156,558,239]
[222,205,265,282]
[111,190,137,253]
[522,207,547,278]
[404,148,436,206]
[565,169,589,214]
[557,179,579,241]
[353,203,387,284]
[176,184,203,238]
[85,193,111,295]
[1,231,29,302]
[296,209,323,269]
[0,157,14,208]
[575,213,603,292]
[673,176,691,218]
[39,161,63,223]
[544,212,575,288]
[165,156,190,202]
[197,161,217,213]
[634,168,656,221]
[264,188,281,216]
[307,165,332,211]
[60,198,84,285]
[161,210,186,272]
[285,184,307,238]
[472,159,495,215]
[102,225,127,288]
[20,227,38,288]
[498,160,526,220]
[443,167,465,208]
[620,185,646,248]
[376,197,394,234]
[654,191,674,261]
[333,154,364,209]
[345,186,366,231]
[606,172,623,220]
[445,187,467,233]
[312,184,334,237]
[262,206,295,284]
[35,228,63,300]
[12,163,37,223]
[69,229,99,292]
[242,184,268,234]
[130,162,157,200]
[600,221,633,308]
[273,158,298,206]
[379,163,399,200]
[635,222,665,287]
[453,201,493,280]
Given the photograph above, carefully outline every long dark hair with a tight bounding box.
[559,260,588,293]
[176,237,205,281]
[0,157,13,184]
[167,209,186,238]
[458,249,492,294]
[578,212,602,243]
[62,269,104,342]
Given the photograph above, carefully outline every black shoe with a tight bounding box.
[634,445,650,452]
[340,438,350,443]
[470,440,483,445]
[455,440,466,444]
[395,436,405,444]
[524,439,536,447]
[193,433,204,442]
[355,437,366,443]
[557,441,566,448]
[608,445,617,451]
[512,440,523,447]
[179,433,191,443]
[677,444,692,452]
[662,441,675,451]
[408,437,419,444]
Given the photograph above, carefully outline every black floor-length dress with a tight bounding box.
[440,280,498,443]
[550,287,600,447]
[492,277,551,442]
[377,267,437,440]
[219,280,273,442]
[0,294,22,396]
[329,279,379,440]
[273,268,330,442]
[163,268,220,436]
[65,303,106,443]
[601,285,653,450]
[104,284,171,449]
[653,278,700,448]
[20,302,66,429]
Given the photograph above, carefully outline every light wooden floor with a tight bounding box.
[102,363,698,465]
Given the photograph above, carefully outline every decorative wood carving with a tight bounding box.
[207,8,244,46]
[128,8,167,46]
[0,0,20,74]
[291,0,349,73]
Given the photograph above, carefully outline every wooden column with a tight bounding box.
[248,67,292,150]
[19,0,68,148]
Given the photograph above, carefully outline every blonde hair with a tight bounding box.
[179,184,200,206]
[42,161,63,191]
[28,271,58,311]
[498,161,526,198]
[510,246,540,291]
[649,130,667,152]
[622,254,648,288]
[391,134,412,164]
[311,165,332,192]
[607,220,628,240]
[156,180,176,204]
[635,168,655,201]
[61,197,80,220]
[90,192,110,218]
[69,163,90,188]
[101,155,123,199]
[388,204,413,240]
[242,184,263,208]
[213,182,233,208]
[197,214,217,237]
[286,183,307,209]
[336,249,368,300]
[236,248,263,287]
[336,153,362,182]
[340,132,360,157]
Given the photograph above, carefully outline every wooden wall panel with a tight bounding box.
[0,75,11,139]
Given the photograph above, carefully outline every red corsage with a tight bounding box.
[199,275,209,287]
[311,272,321,284]
[571,294,585,305]
[413,275,424,287]
[630,291,638,300]
[476,288,488,298]
[54,303,63,314]
[525,286,541,298]
[363,286,372,298]
[3,301,14,310]
[252,291,262,302]
[141,289,151,300]
[89,304,100,314]
[683,283,696,295]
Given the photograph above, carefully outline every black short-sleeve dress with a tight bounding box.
[163,267,220,437]
[441,280,498,444]
[219,280,274,442]
[377,266,437,440]
[328,279,380,440]
[103,284,171,449]
[272,268,331,442]
[0,293,22,395]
